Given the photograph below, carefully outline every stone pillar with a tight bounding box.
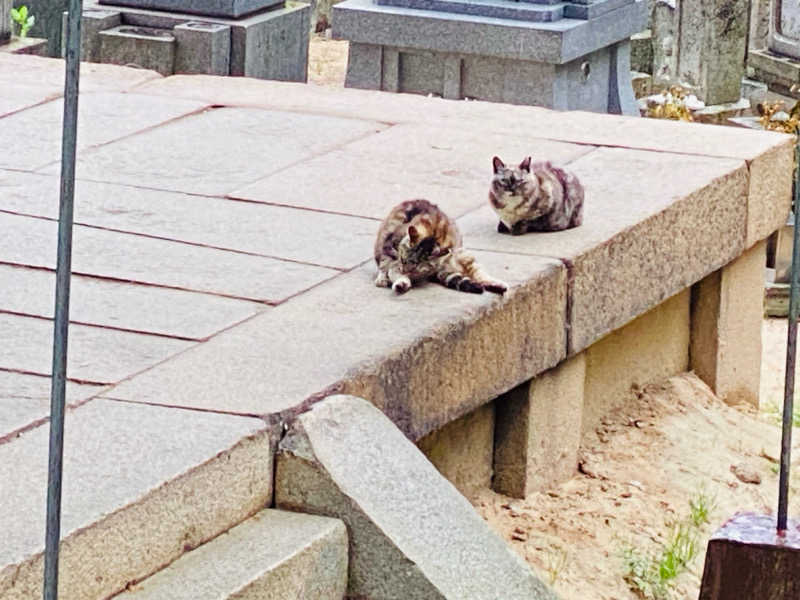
[690,241,765,407]
[173,21,231,75]
[677,0,749,105]
[1,0,11,43]
[651,0,678,88]
[493,354,586,499]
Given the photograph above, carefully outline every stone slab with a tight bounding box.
[0,170,377,270]
[103,252,567,440]
[0,371,106,440]
[0,313,192,384]
[173,21,231,76]
[0,213,338,303]
[494,352,586,498]
[458,147,749,354]
[699,513,800,600]
[0,91,206,171]
[0,264,263,339]
[52,106,386,196]
[332,0,647,64]
[0,52,163,92]
[129,74,793,164]
[116,509,347,600]
[98,0,283,18]
[747,142,794,247]
[417,402,495,498]
[564,0,633,20]
[230,122,595,220]
[276,395,557,599]
[98,25,176,77]
[0,82,62,117]
[0,399,273,600]
[0,36,49,56]
[376,0,565,23]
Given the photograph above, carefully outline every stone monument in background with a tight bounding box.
[331,0,648,115]
[66,0,310,80]
[1,0,12,44]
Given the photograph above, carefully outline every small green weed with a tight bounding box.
[688,489,716,527]
[544,545,569,586]
[10,5,35,38]
[762,401,800,428]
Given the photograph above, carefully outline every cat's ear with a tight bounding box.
[407,225,420,244]
[492,156,505,173]
[519,156,532,172]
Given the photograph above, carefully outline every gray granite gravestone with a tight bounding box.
[332,0,648,114]
[1,0,12,44]
[72,0,309,81]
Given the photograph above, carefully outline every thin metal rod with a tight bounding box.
[44,1,83,598]
[778,140,800,532]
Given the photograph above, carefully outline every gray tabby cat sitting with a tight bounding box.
[489,156,584,235]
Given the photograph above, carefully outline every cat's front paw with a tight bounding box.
[392,277,412,294]
[484,281,508,295]
[375,272,391,288]
[459,279,484,294]
[497,221,511,234]
[510,222,527,236]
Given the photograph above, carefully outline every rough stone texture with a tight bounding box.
[1,0,10,42]
[0,213,337,303]
[0,313,192,384]
[749,0,770,51]
[677,0,748,105]
[459,147,749,354]
[494,353,586,498]
[0,82,62,117]
[582,289,689,438]
[630,28,652,73]
[115,509,348,600]
[690,241,765,407]
[747,141,795,248]
[0,91,206,171]
[57,106,385,196]
[98,25,176,76]
[103,253,567,440]
[0,36,48,56]
[0,264,263,340]
[417,402,495,498]
[63,9,121,62]
[749,48,800,98]
[0,170,377,271]
[699,513,800,600]
[650,0,677,88]
[230,123,594,220]
[0,372,105,440]
[0,400,274,600]
[174,21,230,75]
[275,395,557,600]
[98,0,282,18]
[771,0,800,60]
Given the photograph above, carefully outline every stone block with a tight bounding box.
[677,0,749,105]
[630,28,652,73]
[103,253,567,442]
[0,400,274,600]
[0,36,48,55]
[97,0,282,19]
[229,4,310,81]
[377,0,565,23]
[494,353,586,498]
[651,0,677,87]
[690,240,765,407]
[115,509,348,600]
[62,8,120,61]
[417,402,495,499]
[275,395,557,600]
[174,21,231,75]
[749,0,770,51]
[459,147,749,355]
[344,41,382,89]
[746,139,794,248]
[1,0,10,43]
[699,513,800,600]
[99,24,176,76]
[583,289,689,438]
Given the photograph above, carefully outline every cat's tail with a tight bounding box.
[456,251,508,295]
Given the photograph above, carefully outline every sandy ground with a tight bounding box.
[472,318,800,600]
[308,33,348,87]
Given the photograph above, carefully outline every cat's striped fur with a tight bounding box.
[374,199,507,295]
[489,156,584,235]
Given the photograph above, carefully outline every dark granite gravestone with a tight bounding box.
[12,0,69,56]
[1,0,11,44]
[97,0,282,19]
[699,513,800,600]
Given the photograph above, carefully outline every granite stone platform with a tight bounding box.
[0,52,793,599]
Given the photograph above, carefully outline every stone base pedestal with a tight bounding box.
[333,0,647,114]
[749,49,800,98]
[72,1,309,81]
[699,513,800,600]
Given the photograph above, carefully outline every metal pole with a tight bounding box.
[778,139,800,532]
[44,1,82,598]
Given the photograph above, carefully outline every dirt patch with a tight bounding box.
[473,319,800,600]
[308,33,348,87]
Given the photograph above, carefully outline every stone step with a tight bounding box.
[112,509,348,600]
[376,0,566,23]
[97,0,284,19]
